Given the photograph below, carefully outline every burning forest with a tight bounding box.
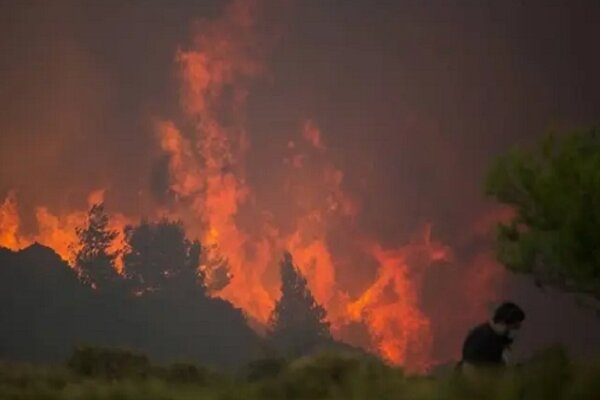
[2,0,599,378]
[0,0,510,372]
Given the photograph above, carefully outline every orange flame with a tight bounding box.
[156,0,276,323]
[0,190,130,272]
[0,191,23,250]
[345,228,451,369]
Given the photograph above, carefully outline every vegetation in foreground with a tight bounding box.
[0,345,598,400]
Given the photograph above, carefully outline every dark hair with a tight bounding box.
[493,302,525,325]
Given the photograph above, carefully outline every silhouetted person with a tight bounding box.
[459,302,526,372]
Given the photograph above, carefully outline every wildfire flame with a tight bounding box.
[0,191,22,250]
[0,190,130,271]
[153,0,455,370]
[0,0,501,372]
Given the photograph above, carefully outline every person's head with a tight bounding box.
[491,302,526,337]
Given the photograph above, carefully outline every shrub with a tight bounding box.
[240,357,287,382]
[164,361,212,384]
[67,345,151,380]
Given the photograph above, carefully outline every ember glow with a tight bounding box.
[0,0,502,372]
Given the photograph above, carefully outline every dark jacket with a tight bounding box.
[459,322,512,367]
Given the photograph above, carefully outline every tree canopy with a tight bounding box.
[268,252,331,356]
[122,219,202,293]
[485,127,600,299]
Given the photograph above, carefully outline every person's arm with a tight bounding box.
[502,346,510,364]
[501,340,513,365]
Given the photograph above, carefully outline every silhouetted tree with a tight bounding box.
[0,242,260,369]
[268,252,331,356]
[123,219,202,293]
[73,203,120,290]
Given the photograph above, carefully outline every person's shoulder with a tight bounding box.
[470,322,491,334]
[466,322,493,339]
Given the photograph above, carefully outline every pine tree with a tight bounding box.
[486,127,600,300]
[268,252,331,356]
[73,203,120,290]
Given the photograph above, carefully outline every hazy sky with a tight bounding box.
[1,0,599,361]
